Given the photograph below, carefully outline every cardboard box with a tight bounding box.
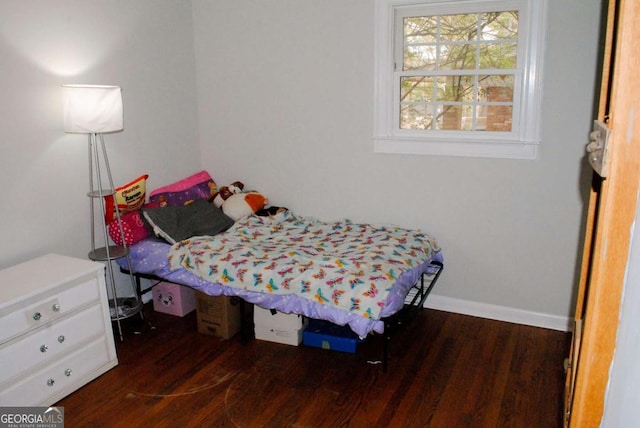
[253,306,307,329]
[253,306,308,346]
[302,319,363,353]
[255,325,305,346]
[152,282,196,317]
[195,292,242,339]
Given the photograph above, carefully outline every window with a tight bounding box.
[374,0,547,159]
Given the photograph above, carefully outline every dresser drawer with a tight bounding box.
[0,303,107,384]
[0,336,117,406]
[0,277,101,343]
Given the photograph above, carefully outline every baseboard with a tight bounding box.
[424,294,572,332]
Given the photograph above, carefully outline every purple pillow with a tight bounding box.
[149,170,217,207]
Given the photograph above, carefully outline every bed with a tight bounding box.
[112,171,443,367]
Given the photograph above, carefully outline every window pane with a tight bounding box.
[404,45,437,70]
[435,105,463,130]
[479,42,517,69]
[400,104,434,130]
[437,75,475,102]
[438,43,477,70]
[439,14,478,41]
[478,75,514,102]
[474,106,487,130]
[404,16,438,44]
[486,105,513,132]
[480,11,518,41]
[460,105,475,130]
[401,76,435,102]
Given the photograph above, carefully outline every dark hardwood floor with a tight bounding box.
[57,304,569,427]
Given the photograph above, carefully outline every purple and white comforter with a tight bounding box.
[121,211,441,337]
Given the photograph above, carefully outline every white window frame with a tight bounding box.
[373,0,547,159]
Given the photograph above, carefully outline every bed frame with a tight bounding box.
[121,259,443,371]
[380,260,443,371]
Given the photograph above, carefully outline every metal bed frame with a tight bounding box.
[380,260,443,371]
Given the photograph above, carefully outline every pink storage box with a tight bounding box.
[152,282,196,317]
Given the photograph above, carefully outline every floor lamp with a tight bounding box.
[62,84,141,341]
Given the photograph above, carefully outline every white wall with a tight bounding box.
[0,1,201,273]
[192,0,602,327]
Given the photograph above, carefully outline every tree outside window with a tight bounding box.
[399,11,519,132]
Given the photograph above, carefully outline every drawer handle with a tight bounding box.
[58,335,65,343]
[47,378,55,387]
[33,312,42,321]
[40,344,48,353]
[52,303,61,312]
[65,369,72,377]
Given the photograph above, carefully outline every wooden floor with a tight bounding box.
[57,305,569,427]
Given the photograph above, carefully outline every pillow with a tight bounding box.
[104,174,149,224]
[149,170,217,207]
[108,209,151,246]
[142,199,234,244]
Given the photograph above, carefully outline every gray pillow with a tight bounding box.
[142,199,235,244]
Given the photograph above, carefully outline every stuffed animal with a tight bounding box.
[222,192,268,221]
[210,181,244,208]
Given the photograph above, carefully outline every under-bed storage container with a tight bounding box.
[254,306,307,346]
[303,319,363,353]
[152,282,196,317]
[195,292,242,339]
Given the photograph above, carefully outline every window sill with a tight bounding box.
[373,136,539,160]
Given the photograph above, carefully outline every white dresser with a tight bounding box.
[0,254,118,406]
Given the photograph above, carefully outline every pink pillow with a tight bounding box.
[108,209,151,246]
[149,170,217,207]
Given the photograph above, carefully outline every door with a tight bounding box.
[564,0,640,426]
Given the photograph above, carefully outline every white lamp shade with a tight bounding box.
[62,85,123,133]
